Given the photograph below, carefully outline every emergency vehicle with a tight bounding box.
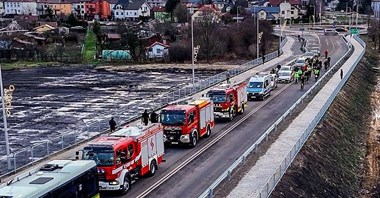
[206,81,248,121]
[247,73,272,100]
[160,97,215,148]
[77,123,165,195]
[0,160,99,198]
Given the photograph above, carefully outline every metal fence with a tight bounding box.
[1,37,288,175]
[198,35,358,198]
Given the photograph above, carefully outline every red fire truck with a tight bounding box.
[160,97,215,148]
[77,123,165,195]
[206,81,248,121]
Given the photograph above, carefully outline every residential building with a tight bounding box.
[146,41,170,59]
[152,6,171,22]
[108,0,117,18]
[145,0,165,9]
[373,0,380,19]
[0,0,4,15]
[72,0,91,17]
[85,0,112,19]
[113,0,151,20]
[195,4,222,23]
[248,6,280,20]
[279,2,301,20]
[4,0,38,15]
[37,0,72,16]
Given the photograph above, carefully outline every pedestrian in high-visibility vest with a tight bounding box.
[294,72,299,84]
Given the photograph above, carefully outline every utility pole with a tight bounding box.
[256,7,259,63]
[319,2,322,26]
[356,0,359,26]
[0,66,11,170]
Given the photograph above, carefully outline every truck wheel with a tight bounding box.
[120,175,131,195]
[204,126,211,138]
[148,160,157,177]
[189,132,197,148]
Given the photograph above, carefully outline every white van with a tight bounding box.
[247,74,272,100]
[324,29,338,35]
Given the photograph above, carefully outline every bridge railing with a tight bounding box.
[1,37,288,176]
[198,35,355,198]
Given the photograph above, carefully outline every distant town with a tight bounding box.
[0,0,375,65]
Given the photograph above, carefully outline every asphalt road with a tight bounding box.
[99,33,348,198]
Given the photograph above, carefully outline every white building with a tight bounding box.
[113,0,150,20]
[279,2,300,20]
[373,0,380,19]
[71,0,88,17]
[0,0,4,15]
[145,0,165,9]
[146,41,170,59]
[4,0,38,15]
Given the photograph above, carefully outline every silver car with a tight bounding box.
[277,71,293,83]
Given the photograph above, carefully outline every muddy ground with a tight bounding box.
[271,43,380,197]
[0,64,232,172]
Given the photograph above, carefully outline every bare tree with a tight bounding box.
[194,12,226,62]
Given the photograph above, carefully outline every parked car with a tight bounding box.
[335,27,348,32]
[279,65,294,72]
[277,71,294,83]
[293,57,307,68]
[324,29,339,35]
[310,46,320,57]
[302,52,315,61]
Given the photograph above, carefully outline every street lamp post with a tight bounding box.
[256,7,259,63]
[191,12,199,87]
[0,66,11,170]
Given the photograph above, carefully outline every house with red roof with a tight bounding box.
[146,41,170,59]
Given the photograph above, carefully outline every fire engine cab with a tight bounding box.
[160,98,215,148]
[77,123,165,195]
[206,81,248,121]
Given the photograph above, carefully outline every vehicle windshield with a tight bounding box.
[280,67,290,71]
[83,147,114,166]
[296,59,305,64]
[207,94,226,103]
[160,110,186,126]
[278,72,290,76]
[249,82,263,88]
[304,52,313,56]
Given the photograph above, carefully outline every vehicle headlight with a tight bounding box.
[98,169,105,174]
[109,181,119,185]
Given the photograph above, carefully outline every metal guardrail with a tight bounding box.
[199,35,357,198]
[1,37,288,175]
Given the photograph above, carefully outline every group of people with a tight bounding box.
[141,109,159,125]
[108,109,159,132]
[294,51,332,90]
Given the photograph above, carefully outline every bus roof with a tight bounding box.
[0,160,96,198]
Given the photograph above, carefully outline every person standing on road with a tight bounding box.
[142,110,149,126]
[109,117,117,132]
[340,69,344,79]
[226,72,231,84]
[262,56,265,64]
[327,56,331,67]
[294,71,299,84]
[324,49,328,59]
[150,111,158,123]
